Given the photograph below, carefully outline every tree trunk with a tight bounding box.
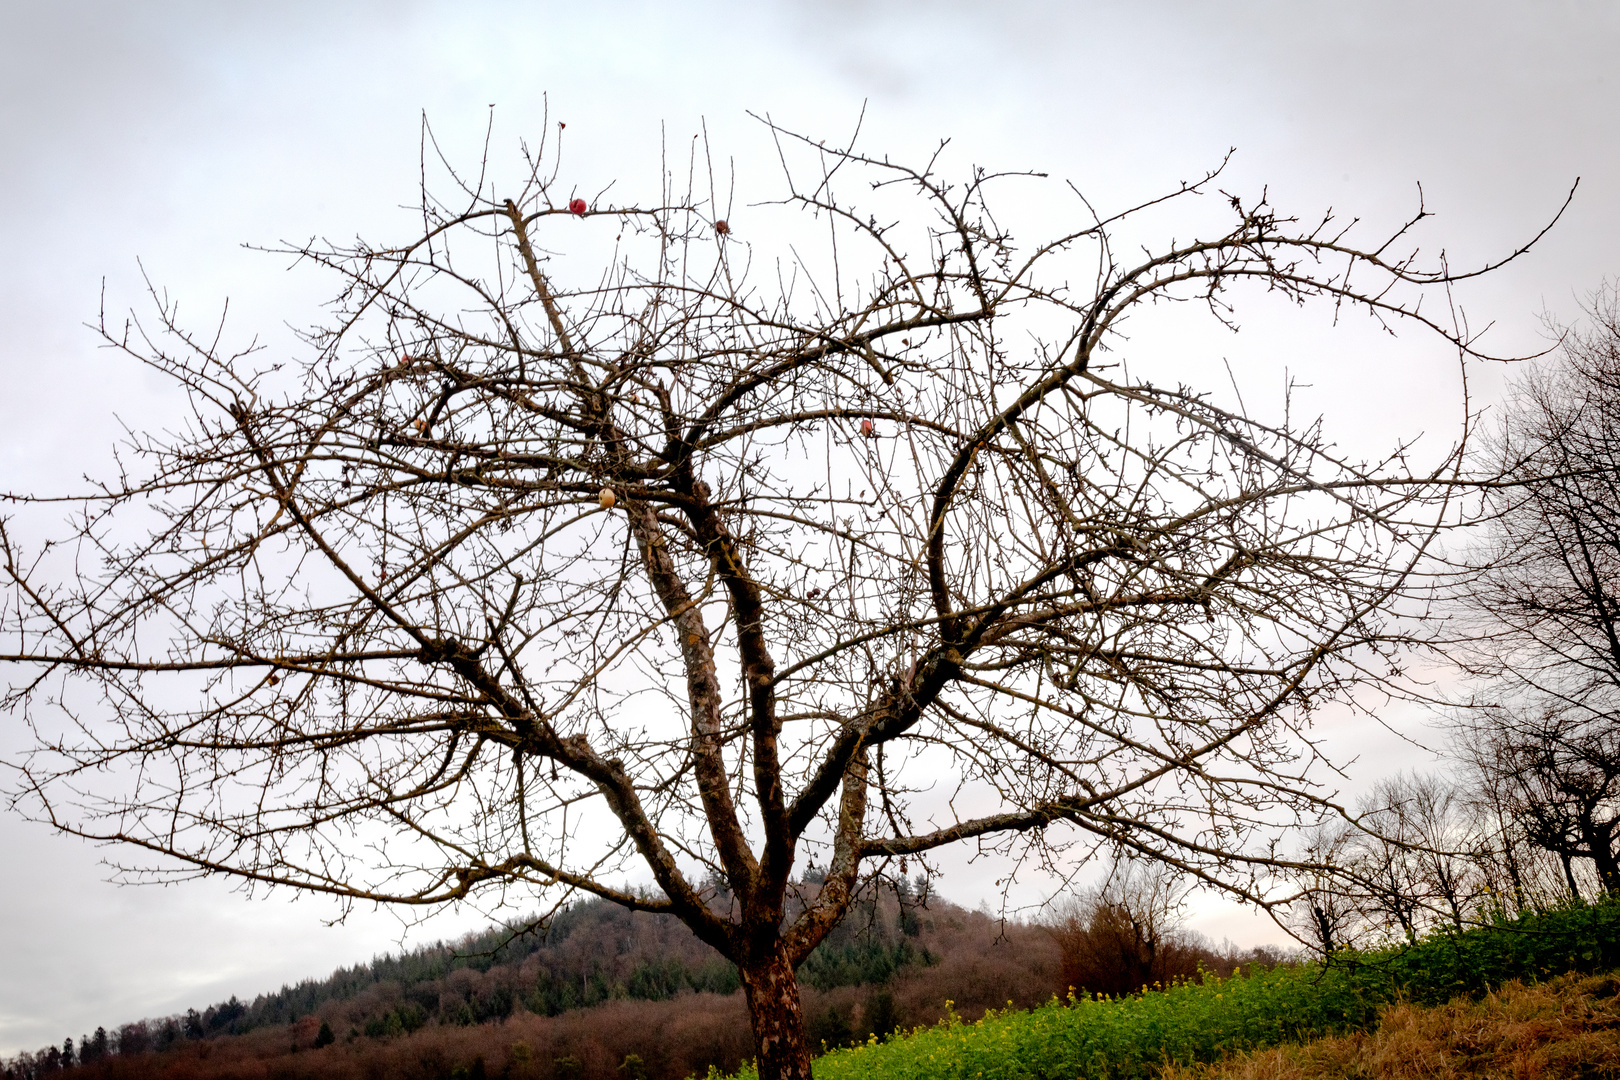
[1586,822,1620,893]
[1560,851,1581,901]
[739,946,813,1080]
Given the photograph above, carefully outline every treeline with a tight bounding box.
[1283,761,1620,956]
[192,893,748,1039]
[1270,294,1620,947]
[0,881,1076,1080]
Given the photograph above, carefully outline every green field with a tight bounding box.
[721,899,1620,1080]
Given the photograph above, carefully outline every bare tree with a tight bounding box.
[1465,742,1602,907]
[1285,821,1369,954]
[1461,715,1620,896]
[1344,772,1489,938]
[1453,286,1620,897]
[0,118,1559,1079]
[1285,767,1581,948]
[1341,783,1428,941]
[1045,858,1203,997]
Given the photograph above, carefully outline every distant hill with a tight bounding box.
[2,881,1066,1080]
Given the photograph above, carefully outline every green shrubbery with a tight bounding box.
[720,897,1620,1080]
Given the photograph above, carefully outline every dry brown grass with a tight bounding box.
[1163,972,1620,1080]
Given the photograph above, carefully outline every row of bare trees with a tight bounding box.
[1287,769,1592,952]
[1453,289,1620,896]
[1284,289,1620,950]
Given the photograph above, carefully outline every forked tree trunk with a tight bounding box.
[739,945,813,1080]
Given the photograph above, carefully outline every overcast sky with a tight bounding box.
[2,0,1618,1058]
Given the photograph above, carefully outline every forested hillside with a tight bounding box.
[1,884,1084,1080]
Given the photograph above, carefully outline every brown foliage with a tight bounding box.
[57,995,755,1080]
[1048,903,1211,998]
[1043,860,1267,999]
[887,911,1060,1025]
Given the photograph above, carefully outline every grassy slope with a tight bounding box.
[1161,971,1620,1080]
[771,899,1620,1080]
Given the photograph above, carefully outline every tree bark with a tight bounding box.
[739,945,813,1080]
[1584,819,1620,893]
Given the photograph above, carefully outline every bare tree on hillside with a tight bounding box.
[1463,717,1620,896]
[1281,768,1580,949]
[0,117,1564,1080]
[1453,287,1620,897]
